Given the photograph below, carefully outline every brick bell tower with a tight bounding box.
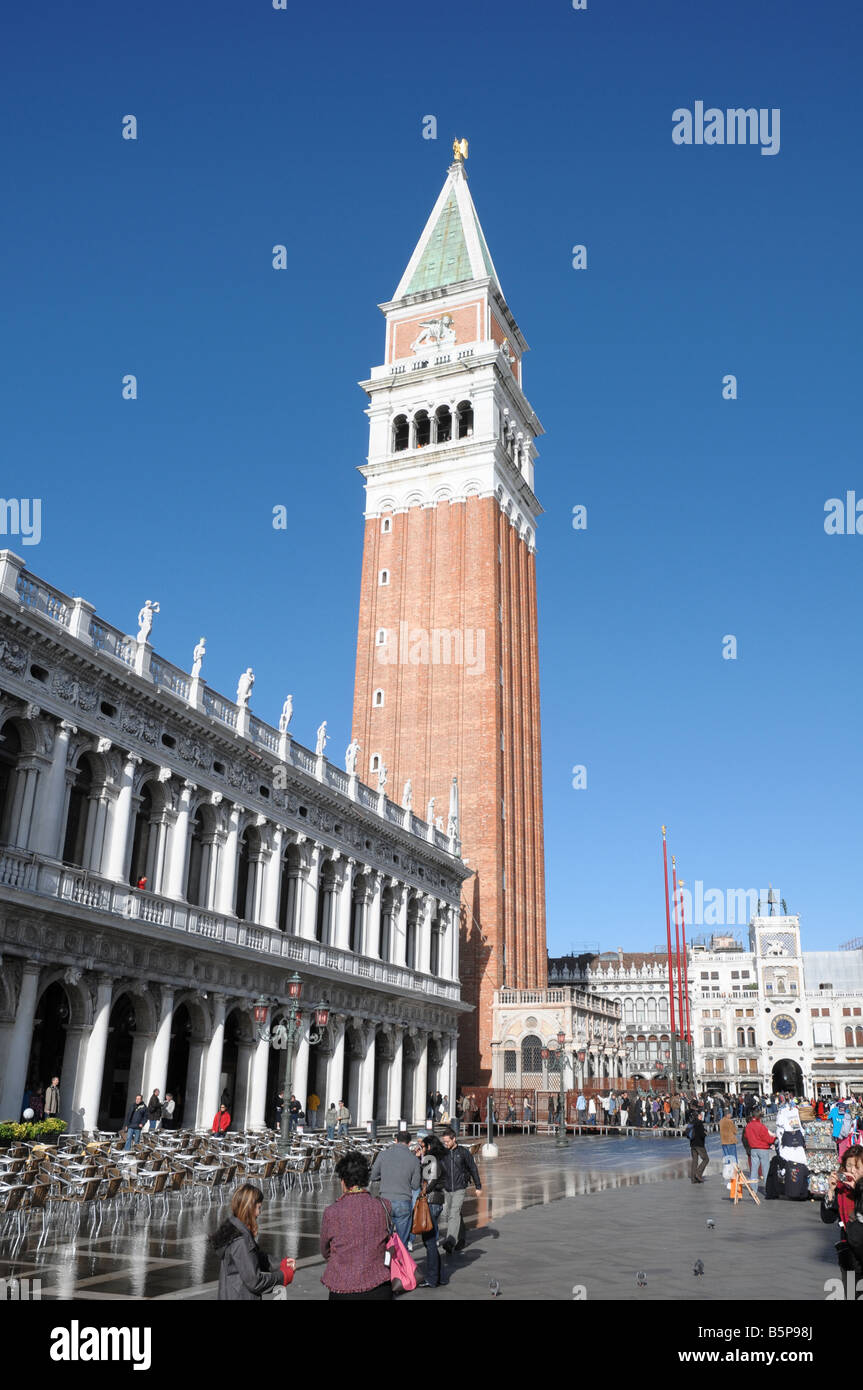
[351,142,547,1085]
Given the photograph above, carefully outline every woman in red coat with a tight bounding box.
[212,1103,232,1134]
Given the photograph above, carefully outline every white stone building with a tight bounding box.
[549,917,863,1098]
[490,986,623,1095]
[0,552,470,1132]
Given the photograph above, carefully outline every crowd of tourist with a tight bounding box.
[209,1126,482,1300]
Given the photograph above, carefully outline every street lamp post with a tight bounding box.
[253,975,330,1151]
[541,1030,571,1148]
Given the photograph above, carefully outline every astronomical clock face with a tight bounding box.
[771,1014,796,1040]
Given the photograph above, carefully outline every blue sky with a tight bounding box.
[3,0,861,955]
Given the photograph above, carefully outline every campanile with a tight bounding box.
[352,144,547,1084]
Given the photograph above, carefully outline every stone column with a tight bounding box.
[260,827,283,929]
[61,1027,90,1131]
[31,720,76,858]
[334,857,355,951]
[292,1029,310,1114]
[104,753,142,883]
[444,1033,458,1110]
[0,962,42,1121]
[185,1039,207,1128]
[234,1039,256,1129]
[412,1031,429,1125]
[299,842,320,940]
[145,986,175,1100]
[366,872,383,959]
[358,1026,377,1128]
[165,782,195,901]
[9,759,41,850]
[448,904,460,981]
[215,807,242,916]
[126,1031,154,1118]
[201,993,227,1126]
[247,1033,270,1130]
[74,975,113,1134]
[388,1028,404,1126]
[326,1015,346,1108]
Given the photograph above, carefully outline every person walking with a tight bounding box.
[619,1094,629,1128]
[337,1100,351,1138]
[124,1094,148,1150]
[325,1103,338,1140]
[439,1126,482,1254]
[416,1134,447,1289]
[523,1096,533,1130]
[146,1089,163,1132]
[211,1183,295,1300]
[719,1112,738,1167]
[306,1092,320,1130]
[587,1095,596,1127]
[743,1110,775,1186]
[689,1110,709,1183]
[369,1131,421,1249]
[44,1076,60,1119]
[320,1152,393,1301]
[576,1091,586,1127]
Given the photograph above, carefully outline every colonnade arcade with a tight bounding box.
[0,706,458,983]
[0,960,457,1131]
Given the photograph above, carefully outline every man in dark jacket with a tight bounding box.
[288,1094,301,1134]
[689,1111,709,1183]
[146,1089,163,1131]
[124,1094,148,1150]
[439,1127,482,1252]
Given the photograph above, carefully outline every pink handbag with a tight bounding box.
[379,1200,417,1292]
[387,1230,418,1292]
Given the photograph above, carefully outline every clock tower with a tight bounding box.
[351,145,548,1084]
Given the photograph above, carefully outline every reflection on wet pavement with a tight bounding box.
[1,1134,701,1299]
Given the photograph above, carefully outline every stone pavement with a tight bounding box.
[1,1133,840,1300]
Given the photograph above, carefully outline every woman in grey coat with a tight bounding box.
[210,1184,295,1300]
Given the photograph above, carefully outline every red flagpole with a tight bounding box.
[662,827,677,1038]
[680,878,692,1046]
[672,856,684,1044]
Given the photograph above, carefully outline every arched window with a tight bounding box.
[369,753,381,773]
[434,405,452,444]
[405,895,420,970]
[635,998,646,1023]
[624,999,635,1023]
[235,827,252,920]
[381,515,393,533]
[128,784,153,887]
[373,689,384,708]
[376,628,387,646]
[521,1035,543,1075]
[0,720,23,846]
[414,410,431,448]
[846,1026,854,1047]
[713,1028,723,1047]
[62,754,95,867]
[378,569,389,586]
[647,997,657,1021]
[703,1027,712,1047]
[503,1047,517,1077]
[186,807,206,906]
[456,400,474,439]
[747,1027,756,1047]
[392,415,409,452]
[658,996,669,1021]
[856,1027,863,1048]
[737,1027,745,1047]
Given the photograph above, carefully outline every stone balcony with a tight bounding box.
[0,845,462,1003]
[496,986,621,1019]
